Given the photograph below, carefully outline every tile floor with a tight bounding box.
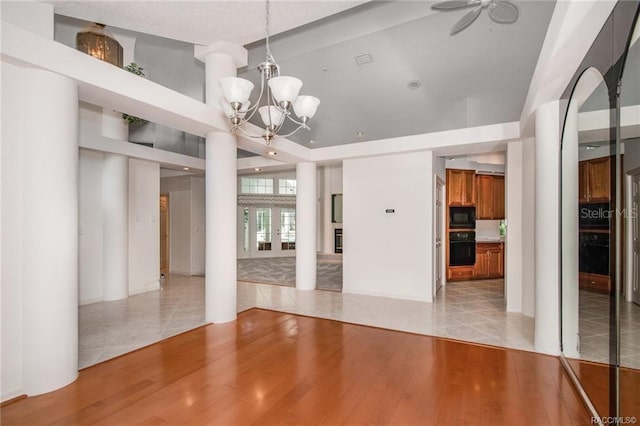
[79,275,536,369]
[578,289,640,368]
[79,274,640,370]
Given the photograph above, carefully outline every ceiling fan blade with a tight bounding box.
[432,0,481,10]
[488,1,519,23]
[450,6,482,35]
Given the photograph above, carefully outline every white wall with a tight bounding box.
[190,177,206,274]
[506,141,524,313]
[521,138,535,317]
[79,150,104,304]
[1,60,26,402]
[343,151,433,301]
[129,159,160,294]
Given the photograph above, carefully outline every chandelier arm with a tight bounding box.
[235,123,268,140]
[277,124,307,139]
[242,73,266,122]
[284,114,309,128]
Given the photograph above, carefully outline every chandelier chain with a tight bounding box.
[265,0,272,62]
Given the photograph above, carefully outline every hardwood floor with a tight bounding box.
[2,309,590,425]
[568,358,640,418]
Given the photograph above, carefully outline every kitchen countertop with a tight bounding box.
[476,237,505,243]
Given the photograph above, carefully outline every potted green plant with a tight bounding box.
[122,62,148,125]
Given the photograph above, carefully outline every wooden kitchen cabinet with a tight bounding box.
[475,243,504,279]
[447,169,476,206]
[447,266,475,281]
[579,272,610,293]
[476,175,505,219]
[579,157,611,203]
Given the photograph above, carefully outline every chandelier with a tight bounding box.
[76,23,123,67]
[218,0,320,145]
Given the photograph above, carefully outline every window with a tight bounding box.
[241,177,274,194]
[278,178,297,195]
[280,208,296,250]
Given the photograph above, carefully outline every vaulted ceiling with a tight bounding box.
[51,0,557,149]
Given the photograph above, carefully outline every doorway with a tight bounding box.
[239,206,296,258]
[160,194,169,276]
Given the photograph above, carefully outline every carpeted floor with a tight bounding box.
[237,256,342,291]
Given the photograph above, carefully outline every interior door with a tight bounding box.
[159,194,169,275]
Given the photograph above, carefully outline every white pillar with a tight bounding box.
[534,100,561,355]
[195,42,247,323]
[296,162,317,290]
[206,131,237,323]
[22,69,79,395]
[102,153,129,300]
[101,109,130,300]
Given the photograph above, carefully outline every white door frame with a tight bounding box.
[238,205,297,259]
[434,176,446,298]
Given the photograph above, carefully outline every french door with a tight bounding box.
[238,206,296,258]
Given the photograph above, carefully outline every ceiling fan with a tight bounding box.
[431,0,519,35]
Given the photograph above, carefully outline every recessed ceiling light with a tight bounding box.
[407,80,421,90]
[183,167,190,171]
[356,131,365,137]
[254,167,261,172]
[309,139,315,144]
[267,151,277,156]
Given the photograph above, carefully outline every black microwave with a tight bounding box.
[449,207,476,229]
[579,203,611,230]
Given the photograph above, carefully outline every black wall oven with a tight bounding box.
[449,207,476,229]
[579,202,611,230]
[579,232,609,275]
[449,231,476,266]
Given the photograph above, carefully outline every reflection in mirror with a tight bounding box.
[561,67,612,417]
[620,15,640,419]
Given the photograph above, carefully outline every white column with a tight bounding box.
[206,131,237,322]
[296,162,317,290]
[195,42,247,323]
[534,100,561,355]
[102,153,129,300]
[22,69,79,395]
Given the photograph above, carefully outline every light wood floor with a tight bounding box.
[2,309,590,425]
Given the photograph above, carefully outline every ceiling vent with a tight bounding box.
[354,54,373,65]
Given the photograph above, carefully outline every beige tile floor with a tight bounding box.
[577,289,640,368]
[79,275,536,369]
